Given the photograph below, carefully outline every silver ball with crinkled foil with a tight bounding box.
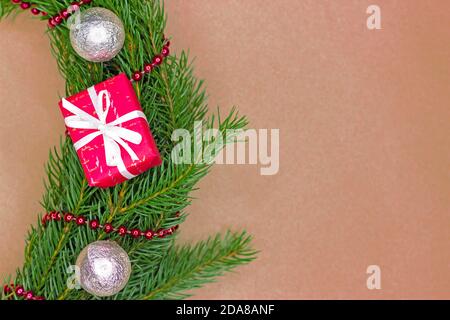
[76,241,131,297]
[69,7,125,62]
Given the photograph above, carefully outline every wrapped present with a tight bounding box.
[59,73,162,188]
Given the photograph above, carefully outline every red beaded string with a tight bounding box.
[10,0,48,16]
[10,0,93,28]
[4,208,179,300]
[42,211,180,240]
[48,0,93,28]
[131,38,171,82]
[3,284,45,300]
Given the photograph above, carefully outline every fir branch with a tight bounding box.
[0,1,15,20]
[0,0,255,300]
[142,232,257,300]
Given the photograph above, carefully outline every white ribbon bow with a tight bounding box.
[62,86,147,180]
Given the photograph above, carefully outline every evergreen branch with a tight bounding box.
[142,232,257,300]
[36,177,88,291]
[120,164,196,213]
[0,0,256,300]
[0,0,16,20]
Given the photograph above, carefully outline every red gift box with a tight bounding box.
[59,73,162,188]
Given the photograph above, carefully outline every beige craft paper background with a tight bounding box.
[0,1,449,299]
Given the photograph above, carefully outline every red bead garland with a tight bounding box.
[132,71,143,82]
[41,211,180,241]
[12,0,93,28]
[90,219,100,229]
[104,223,114,233]
[131,229,141,238]
[6,213,178,301]
[48,1,92,29]
[10,0,93,28]
[131,39,171,82]
[118,225,127,237]
[10,0,47,17]
[3,284,45,300]
[20,2,31,10]
[144,63,153,73]
[144,230,154,240]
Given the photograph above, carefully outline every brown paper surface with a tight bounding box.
[0,1,449,299]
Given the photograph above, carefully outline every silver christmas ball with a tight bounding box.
[76,241,131,297]
[69,7,125,62]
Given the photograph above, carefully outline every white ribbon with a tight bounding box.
[62,86,147,180]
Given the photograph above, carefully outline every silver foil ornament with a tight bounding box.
[76,241,131,297]
[69,7,125,62]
